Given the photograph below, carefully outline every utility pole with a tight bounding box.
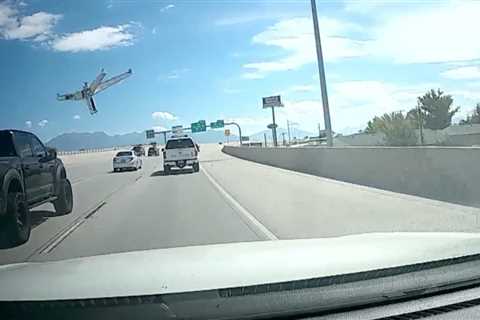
[318,123,322,145]
[264,133,267,147]
[287,120,291,145]
[417,103,424,145]
[281,132,286,146]
[311,0,333,147]
[271,106,278,147]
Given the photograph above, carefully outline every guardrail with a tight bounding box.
[57,147,119,156]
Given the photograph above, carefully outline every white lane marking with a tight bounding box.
[200,166,278,241]
[39,219,85,254]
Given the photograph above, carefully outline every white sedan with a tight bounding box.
[113,151,142,172]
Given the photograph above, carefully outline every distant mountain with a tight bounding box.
[249,127,315,143]
[47,130,236,151]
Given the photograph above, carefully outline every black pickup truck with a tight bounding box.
[0,130,73,246]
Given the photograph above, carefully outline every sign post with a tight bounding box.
[210,120,225,129]
[191,120,207,133]
[262,95,283,147]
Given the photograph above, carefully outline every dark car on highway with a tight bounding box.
[0,130,73,246]
[148,146,159,156]
[132,145,145,156]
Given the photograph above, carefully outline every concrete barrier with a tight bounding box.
[223,146,480,208]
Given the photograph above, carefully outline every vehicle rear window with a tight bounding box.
[116,151,132,157]
[166,138,194,149]
[0,131,16,157]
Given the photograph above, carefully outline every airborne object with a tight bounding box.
[57,68,132,114]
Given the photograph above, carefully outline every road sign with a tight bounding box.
[191,120,207,133]
[267,123,278,129]
[241,136,250,142]
[146,129,155,139]
[172,125,183,134]
[210,120,225,129]
[262,95,283,108]
[224,129,231,136]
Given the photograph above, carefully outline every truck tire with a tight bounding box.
[193,163,200,172]
[2,192,31,246]
[164,165,170,175]
[53,179,73,216]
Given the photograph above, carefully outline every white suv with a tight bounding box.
[162,136,199,174]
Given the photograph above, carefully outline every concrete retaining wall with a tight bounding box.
[223,146,480,208]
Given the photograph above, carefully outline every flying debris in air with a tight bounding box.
[57,68,132,115]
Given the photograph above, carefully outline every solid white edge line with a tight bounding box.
[200,166,278,241]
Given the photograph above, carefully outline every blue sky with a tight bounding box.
[2,0,480,140]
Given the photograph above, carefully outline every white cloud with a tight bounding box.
[370,1,480,64]
[73,114,80,120]
[153,125,168,132]
[0,2,61,41]
[242,17,368,78]
[25,120,32,128]
[441,66,480,80]
[152,111,177,121]
[51,24,134,52]
[38,119,48,127]
[160,4,174,12]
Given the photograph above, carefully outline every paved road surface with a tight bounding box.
[2,144,480,265]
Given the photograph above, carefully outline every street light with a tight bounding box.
[310,0,333,147]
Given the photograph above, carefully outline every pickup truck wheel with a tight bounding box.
[2,192,30,246]
[53,179,73,216]
[193,163,200,172]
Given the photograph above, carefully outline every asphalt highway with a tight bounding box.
[2,144,480,265]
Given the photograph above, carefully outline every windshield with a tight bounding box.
[116,151,132,157]
[166,138,194,149]
[2,0,480,317]
[0,131,16,157]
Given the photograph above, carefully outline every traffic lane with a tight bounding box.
[60,151,118,184]
[0,156,159,265]
[200,145,480,239]
[33,157,260,262]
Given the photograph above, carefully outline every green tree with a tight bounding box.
[417,89,459,130]
[365,111,418,146]
[460,103,480,125]
[406,106,425,129]
[364,116,383,133]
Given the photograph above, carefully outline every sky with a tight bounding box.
[2,0,480,141]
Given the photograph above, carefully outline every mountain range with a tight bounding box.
[46,127,315,151]
[46,130,236,151]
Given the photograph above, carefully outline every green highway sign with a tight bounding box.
[191,120,207,133]
[210,120,225,129]
[146,129,155,139]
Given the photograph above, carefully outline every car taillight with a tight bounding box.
[127,157,134,162]
[113,157,119,162]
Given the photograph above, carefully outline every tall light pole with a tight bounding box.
[311,0,333,147]
[287,120,291,145]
